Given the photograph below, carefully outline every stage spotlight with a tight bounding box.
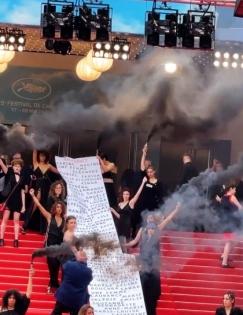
[104,43,111,50]
[53,40,72,55]
[233,53,239,60]
[214,51,221,58]
[224,52,230,59]
[17,46,24,52]
[114,44,120,51]
[93,38,130,61]
[146,7,178,47]
[213,60,220,67]
[96,7,110,41]
[222,61,229,68]
[0,29,6,43]
[42,3,56,38]
[45,39,54,50]
[42,1,74,40]
[164,62,177,73]
[241,63,243,68]
[8,36,15,44]
[179,11,215,49]
[232,61,238,68]
[8,44,15,51]
[75,4,92,41]
[60,5,74,39]
[121,53,128,60]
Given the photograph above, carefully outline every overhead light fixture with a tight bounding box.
[178,10,215,49]
[53,40,72,55]
[0,28,26,52]
[41,1,74,54]
[164,62,177,73]
[213,49,242,70]
[42,1,74,39]
[145,2,178,47]
[93,38,131,61]
[74,1,112,42]
[74,4,92,41]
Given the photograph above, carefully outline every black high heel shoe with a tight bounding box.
[13,239,19,248]
[0,239,4,246]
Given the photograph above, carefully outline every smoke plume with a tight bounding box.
[25,48,243,149]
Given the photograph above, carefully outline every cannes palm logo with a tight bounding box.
[11,78,52,101]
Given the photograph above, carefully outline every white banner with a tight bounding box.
[55,156,147,315]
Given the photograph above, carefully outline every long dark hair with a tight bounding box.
[1,289,22,310]
[36,150,50,163]
[51,201,66,218]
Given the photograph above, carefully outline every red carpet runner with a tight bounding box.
[1,222,243,314]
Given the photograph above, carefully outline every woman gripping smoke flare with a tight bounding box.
[125,203,180,315]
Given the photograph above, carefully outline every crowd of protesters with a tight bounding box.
[0,144,243,315]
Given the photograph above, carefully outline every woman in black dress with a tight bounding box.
[25,150,59,233]
[0,159,26,247]
[97,154,117,208]
[219,185,243,268]
[215,291,243,315]
[0,266,34,315]
[141,166,164,211]
[110,177,147,242]
[29,188,66,293]
[47,180,66,211]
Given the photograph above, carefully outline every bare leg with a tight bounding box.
[222,241,232,266]
[13,212,21,240]
[0,210,10,239]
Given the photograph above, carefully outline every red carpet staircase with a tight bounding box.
[1,222,243,314]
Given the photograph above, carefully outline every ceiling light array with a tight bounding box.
[41,0,112,55]
[146,1,215,50]
[0,28,26,52]
[213,51,243,69]
[93,38,131,60]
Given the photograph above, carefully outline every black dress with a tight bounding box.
[5,170,24,213]
[220,196,241,233]
[215,307,243,315]
[103,171,117,208]
[138,229,161,315]
[140,180,163,211]
[25,167,53,233]
[180,162,198,185]
[117,203,133,239]
[46,217,64,289]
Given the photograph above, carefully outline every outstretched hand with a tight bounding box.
[142,143,148,154]
[29,188,35,196]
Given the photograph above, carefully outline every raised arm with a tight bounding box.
[26,265,34,298]
[129,177,147,209]
[231,195,243,210]
[140,143,148,171]
[158,203,180,231]
[125,228,142,248]
[97,156,116,173]
[48,163,59,174]
[33,150,38,168]
[0,158,8,174]
[29,189,51,222]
